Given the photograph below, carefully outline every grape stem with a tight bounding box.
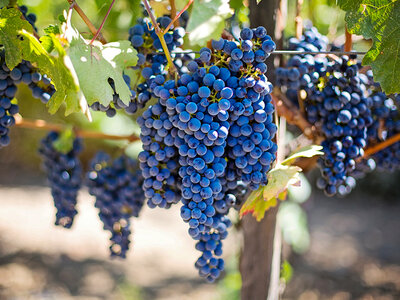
[361,132,400,160]
[89,0,115,45]
[14,115,139,142]
[164,0,194,33]
[66,0,107,44]
[142,0,193,74]
[344,26,352,52]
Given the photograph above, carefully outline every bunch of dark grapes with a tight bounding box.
[287,24,329,52]
[305,57,373,196]
[38,132,83,228]
[86,152,145,258]
[356,71,400,173]
[0,49,55,149]
[137,26,277,281]
[276,27,375,196]
[0,52,19,148]
[0,4,55,149]
[276,26,329,104]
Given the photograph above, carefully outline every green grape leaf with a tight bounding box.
[18,30,87,116]
[52,128,75,154]
[281,145,323,165]
[230,0,245,11]
[0,1,9,8]
[39,35,55,53]
[44,24,60,35]
[64,25,137,107]
[240,164,301,221]
[186,0,233,45]
[337,0,400,94]
[0,7,32,69]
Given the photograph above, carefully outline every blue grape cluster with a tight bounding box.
[0,52,18,148]
[276,27,329,104]
[358,72,400,173]
[86,152,145,258]
[137,26,277,281]
[276,28,375,196]
[303,58,373,196]
[38,132,83,228]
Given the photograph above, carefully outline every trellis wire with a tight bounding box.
[161,50,367,56]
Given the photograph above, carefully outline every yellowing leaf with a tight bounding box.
[150,0,170,17]
[282,145,323,166]
[240,164,302,221]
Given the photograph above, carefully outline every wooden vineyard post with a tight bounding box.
[240,0,286,299]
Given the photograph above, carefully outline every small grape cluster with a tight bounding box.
[19,5,38,31]
[86,152,145,258]
[0,52,18,148]
[38,132,83,228]
[0,2,55,149]
[137,26,277,281]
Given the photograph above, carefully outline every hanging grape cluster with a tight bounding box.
[87,152,145,258]
[136,26,277,281]
[38,132,83,228]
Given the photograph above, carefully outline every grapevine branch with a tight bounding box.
[142,0,177,73]
[169,0,179,28]
[164,0,194,33]
[272,88,321,141]
[89,0,115,45]
[66,0,107,44]
[295,0,303,39]
[14,116,140,142]
[361,132,400,160]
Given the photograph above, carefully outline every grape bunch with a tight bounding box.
[275,27,376,196]
[359,72,400,173]
[276,26,329,104]
[38,132,83,228]
[0,52,19,148]
[137,26,277,281]
[86,152,145,258]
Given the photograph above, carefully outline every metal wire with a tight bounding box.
[158,50,367,56]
